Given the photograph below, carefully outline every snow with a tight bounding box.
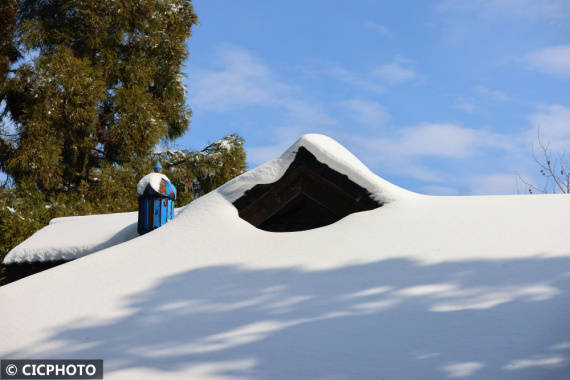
[219,134,413,204]
[5,206,25,221]
[136,172,172,196]
[4,212,138,264]
[1,134,570,380]
[3,209,183,264]
[3,212,138,264]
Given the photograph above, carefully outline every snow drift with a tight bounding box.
[1,134,570,380]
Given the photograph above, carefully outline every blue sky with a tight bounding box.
[176,0,570,195]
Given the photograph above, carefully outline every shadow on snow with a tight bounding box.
[14,257,570,379]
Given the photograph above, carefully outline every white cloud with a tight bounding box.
[191,45,336,127]
[398,165,445,182]
[374,123,514,158]
[363,21,391,36]
[437,0,570,20]
[373,57,417,85]
[280,99,337,127]
[247,144,288,166]
[474,85,509,102]
[326,66,386,94]
[452,86,508,114]
[339,99,390,128]
[550,342,570,351]
[394,124,479,158]
[454,100,477,113]
[420,185,460,195]
[467,173,519,195]
[503,355,567,370]
[526,104,570,152]
[441,362,485,378]
[192,46,280,111]
[345,123,518,182]
[452,86,508,113]
[525,45,570,78]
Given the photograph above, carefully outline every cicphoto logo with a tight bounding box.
[4,364,17,376]
[0,360,103,379]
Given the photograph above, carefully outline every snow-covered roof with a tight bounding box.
[219,134,413,204]
[136,172,173,197]
[2,208,184,264]
[1,134,570,379]
[3,212,138,264]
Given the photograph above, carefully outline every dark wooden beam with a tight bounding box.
[233,146,382,232]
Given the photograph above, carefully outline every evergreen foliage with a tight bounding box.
[1,0,198,189]
[0,0,18,85]
[157,134,248,205]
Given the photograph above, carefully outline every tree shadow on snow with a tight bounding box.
[15,257,570,379]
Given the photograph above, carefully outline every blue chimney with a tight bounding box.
[137,165,176,235]
[153,160,163,173]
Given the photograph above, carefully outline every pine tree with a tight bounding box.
[1,0,198,189]
[0,0,19,169]
[157,134,248,205]
[0,0,18,85]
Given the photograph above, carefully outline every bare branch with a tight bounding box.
[523,128,570,194]
[518,174,547,194]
